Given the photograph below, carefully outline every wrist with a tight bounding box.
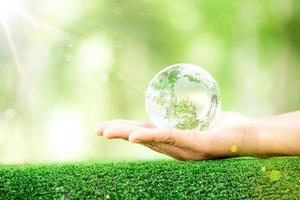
[240,117,262,157]
[250,118,272,157]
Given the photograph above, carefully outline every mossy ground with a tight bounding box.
[0,157,299,199]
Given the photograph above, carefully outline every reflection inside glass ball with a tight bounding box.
[145,63,221,130]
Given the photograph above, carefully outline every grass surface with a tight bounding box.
[0,157,299,199]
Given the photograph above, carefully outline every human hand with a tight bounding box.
[96,112,259,160]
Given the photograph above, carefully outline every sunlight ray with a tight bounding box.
[1,18,32,109]
[15,10,77,47]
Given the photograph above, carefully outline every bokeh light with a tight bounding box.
[0,0,299,164]
[0,0,20,20]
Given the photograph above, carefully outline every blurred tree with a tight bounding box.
[0,0,299,163]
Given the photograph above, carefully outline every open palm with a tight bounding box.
[96,112,258,160]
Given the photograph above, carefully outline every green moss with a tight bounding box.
[0,157,299,199]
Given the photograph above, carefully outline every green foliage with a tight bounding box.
[154,68,181,91]
[153,68,201,130]
[174,98,200,130]
[183,74,202,84]
[0,157,299,199]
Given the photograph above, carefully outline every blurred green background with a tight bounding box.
[0,0,299,164]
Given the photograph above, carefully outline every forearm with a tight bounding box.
[254,111,300,156]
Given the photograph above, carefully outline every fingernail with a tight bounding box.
[103,130,112,139]
[95,122,107,136]
[95,129,101,136]
[129,136,140,143]
[103,132,108,138]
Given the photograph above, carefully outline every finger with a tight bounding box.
[96,120,154,136]
[143,143,186,161]
[103,124,152,140]
[111,119,155,128]
[96,121,110,136]
[129,127,202,149]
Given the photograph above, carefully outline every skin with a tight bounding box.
[96,111,300,161]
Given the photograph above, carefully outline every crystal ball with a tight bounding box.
[145,63,221,130]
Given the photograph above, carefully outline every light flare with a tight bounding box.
[230,145,238,153]
[1,18,32,108]
[15,11,76,47]
[0,0,22,20]
[0,0,77,109]
[0,0,79,162]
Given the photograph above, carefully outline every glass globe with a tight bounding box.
[145,63,221,130]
